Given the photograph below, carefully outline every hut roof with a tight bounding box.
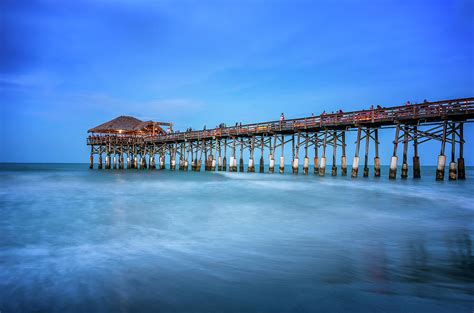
[88,116,143,133]
[88,116,167,135]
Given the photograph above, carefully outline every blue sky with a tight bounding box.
[1,0,473,164]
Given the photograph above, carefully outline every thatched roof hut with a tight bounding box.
[88,116,168,135]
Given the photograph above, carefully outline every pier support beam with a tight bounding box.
[160,154,165,170]
[149,153,155,170]
[223,139,227,172]
[279,134,285,174]
[98,153,103,170]
[332,130,337,176]
[89,146,94,169]
[374,128,380,177]
[230,138,236,172]
[363,128,369,177]
[141,153,146,169]
[319,130,327,176]
[458,122,465,180]
[119,153,124,170]
[292,134,300,174]
[352,127,361,177]
[314,133,319,175]
[413,126,420,178]
[401,125,409,179]
[218,139,223,171]
[260,135,265,173]
[389,125,400,179]
[436,121,447,181]
[303,137,309,175]
[105,152,111,170]
[341,131,347,176]
[130,149,135,169]
[449,122,457,180]
[319,131,328,176]
[134,152,138,169]
[239,139,244,172]
[269,135,276,173]
[248,137,255,172]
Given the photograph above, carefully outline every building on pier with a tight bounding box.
[88,115,171,136]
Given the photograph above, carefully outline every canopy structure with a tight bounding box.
[88,116,171,135]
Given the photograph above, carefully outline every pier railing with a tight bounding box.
[87,98,474,146]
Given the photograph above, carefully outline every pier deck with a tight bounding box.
[87,97,474,180]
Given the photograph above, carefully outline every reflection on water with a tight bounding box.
[0,164,473,313]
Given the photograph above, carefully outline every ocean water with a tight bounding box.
[0,163,473,313]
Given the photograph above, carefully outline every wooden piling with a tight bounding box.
[119,151,125,170]
[341,131,347,176]
[449,122,457,180]
[351,127,361,177]
[89,145,94,169]
[389,124,400,179]
[401,125,409,179]
[230,138,237,172]
[320,130,327,176]
[374,128,380,177]
[170,143,176,170]
[133,150,138,169]
[436,121,447,181]
[223,139,227,172]
[332,130,337,176]
[248,136,255,172]
[292,133,300,174]
[239,138,244,172]
[260,135,264,173]
[279,134,285,174]
[269,134,276,173]
[210,139,216,171]
[303,136,309,175]
[105,147,111,169]
[314,132,319,175]
[130,146,135,169]
[98,152,103,169]
[218,139,222,171]
[363,128,369,177]
[197,140,203,172]
[458,122,465,179]
[413,126,420,178]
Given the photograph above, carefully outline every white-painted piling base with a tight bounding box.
[351,156,359,177]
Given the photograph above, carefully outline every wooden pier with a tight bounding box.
[87,97,474,180]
